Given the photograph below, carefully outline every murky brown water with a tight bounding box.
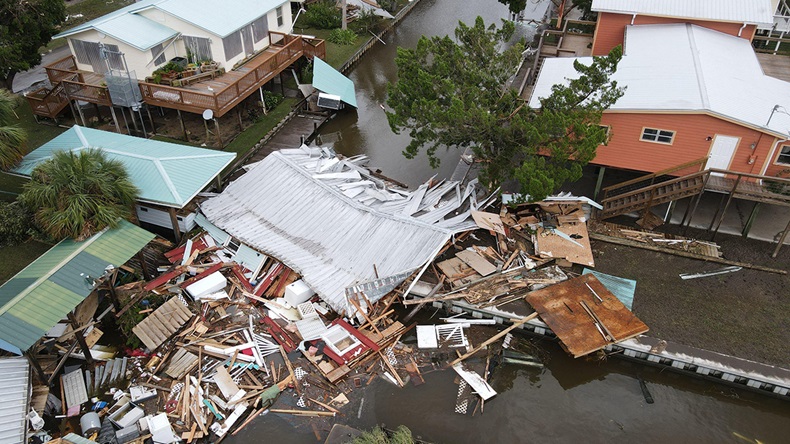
[324,0,534,188]
[227,1,790,442]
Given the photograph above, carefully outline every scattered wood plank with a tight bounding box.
[132,298,194,351]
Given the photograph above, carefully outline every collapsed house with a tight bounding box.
[197,146,480,317]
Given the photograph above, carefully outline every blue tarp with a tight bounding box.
[313,58,358,108]
[582,269,636,310]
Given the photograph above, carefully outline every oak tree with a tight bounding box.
[386,17,623,201]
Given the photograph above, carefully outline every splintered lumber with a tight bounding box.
[588,232,787,275]
[448,313,538,367]
[165,349,199,379]
[270,409,336,417]
[132,298,193,351]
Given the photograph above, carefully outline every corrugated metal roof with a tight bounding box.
[54,0,285,46]
[529,24,790,139]
[54,0,176,50]
[93,12,179,51]
[199,148,478,314]
[313,58,358,108]
[14,126,235,209]
[591,0,775,26]
[150,0,286,38]
[0,221,155,354]
[0,357,29,444]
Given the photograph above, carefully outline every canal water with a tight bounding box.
[228,0,790,442]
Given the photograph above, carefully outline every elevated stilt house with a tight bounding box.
[26,0,325,140]
[528,1,790,254]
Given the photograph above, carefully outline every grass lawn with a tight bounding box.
[221,97,298,175]
[0,241,53,284]
[0,99,66,201]
[44,0,137,51]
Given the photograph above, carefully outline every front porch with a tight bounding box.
[28,32,325,121]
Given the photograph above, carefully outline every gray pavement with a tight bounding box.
[11,45,70,93]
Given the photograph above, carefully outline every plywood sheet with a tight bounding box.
[471,211,506,235]
[132,297,193,351]
[534,222,594,267]
[456,249,497,277]
[524,274,648,358]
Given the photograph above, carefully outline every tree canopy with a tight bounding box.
[21,149,139,240]
[0,0,66,90]
[0,88,26,169]
[386,17,623,201]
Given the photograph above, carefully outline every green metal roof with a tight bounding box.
[0,221,155,355]
[14,126,235,209]
[313,58,358,108]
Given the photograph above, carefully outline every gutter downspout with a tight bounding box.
[631,13,637,25]
[738,22,748,37]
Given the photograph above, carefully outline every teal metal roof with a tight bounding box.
[582,269,636,310]
[54,0,177,51]
[0,221,155,355]
[313,58,358,108]
[14,126,235,209]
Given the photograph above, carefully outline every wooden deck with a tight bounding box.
[33,32,325,119]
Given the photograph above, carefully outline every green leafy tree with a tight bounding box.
[0,0,66,90]
[0,88,26,169]
[21,149,139,240]
[498,0,527,15]
[386,17,623,201]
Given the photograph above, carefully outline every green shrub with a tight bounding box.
[305,1,341,29]
[0,201,35,247]
[262,91,283,110]
[351,10,380,34]
[328,28,358,45]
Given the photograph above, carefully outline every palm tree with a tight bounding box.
[0,89,27,170]
[21,148,139,240]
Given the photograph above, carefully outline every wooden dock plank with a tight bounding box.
[133,298,193,351]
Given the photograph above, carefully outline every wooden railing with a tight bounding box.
[45,55,81,84]
[141,33,323,117]
[602,157,709,199]
[62,80,113,107]
[25,83,70,117]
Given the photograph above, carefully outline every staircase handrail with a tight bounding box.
[601,156,709,198]
[600,170,709,204]
[707,168,790,185]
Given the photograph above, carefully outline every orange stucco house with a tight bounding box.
[589,0,775,56]
[530,23,790,179]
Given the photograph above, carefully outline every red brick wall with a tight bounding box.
[591,12,757,56]
[596,112,782,177]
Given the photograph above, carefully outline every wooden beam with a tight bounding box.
[67,311,93,364]
[168,207,182,243]
[448,313,538,367]
[590,232,787,274]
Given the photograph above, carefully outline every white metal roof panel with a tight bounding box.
[529,24,790,138]
[591,0,775,26]
[0,357,29,444]
[93,13,179,51]
[151,0,286,37]
[199,149,477,314]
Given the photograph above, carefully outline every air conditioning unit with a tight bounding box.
[317,93,343,110]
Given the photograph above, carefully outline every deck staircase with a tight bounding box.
[25,80,72,120]
[598,157,790,221]
[598,158,709,219]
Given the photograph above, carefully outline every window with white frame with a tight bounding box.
[276,6,284,27]
[778,145,790,165]
[151,43,166,66]
[640,127,675,144]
